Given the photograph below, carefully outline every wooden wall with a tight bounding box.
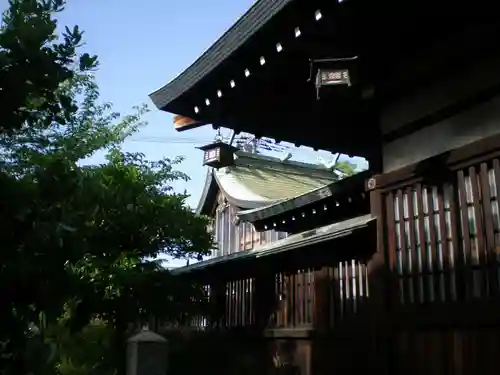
[161,136,500,375]
[370,134,500,375]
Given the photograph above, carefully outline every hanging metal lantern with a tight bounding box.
[197,141,239,169]
[308,56,358,99]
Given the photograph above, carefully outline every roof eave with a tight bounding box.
[237,170,371,223]
[195,169,218,216]
[171,214,375,275]
[148,0,295,112]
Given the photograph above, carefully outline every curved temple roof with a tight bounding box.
[149,0,295,112]
[236,169,370,224]
[196,151,338,216]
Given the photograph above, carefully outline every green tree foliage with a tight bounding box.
[0,0,98,133]
[0,2,212,374]
[333,160,357,178]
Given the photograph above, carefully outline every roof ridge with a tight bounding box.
[233,162,337,180]
[235,151,336,175]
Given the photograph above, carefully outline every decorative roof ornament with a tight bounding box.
[234,133,288,154]
[214,128,223,142]
[307,56,358,100]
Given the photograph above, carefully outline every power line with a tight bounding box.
[128,137,229,144]
[127,136,355,163]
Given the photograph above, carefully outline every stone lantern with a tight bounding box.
[126,327,168,375]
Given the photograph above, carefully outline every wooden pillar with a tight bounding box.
[366,176,392,373]
[254,267,276,330]
[253,267,277,375]
[313,267,330,332]
[209,279,226,329]
[310,266,330,375]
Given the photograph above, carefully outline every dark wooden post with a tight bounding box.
[254,267,276,329]
[310,266,330,375]
[209,279,227,329]
[313,267,330,332]
[253,267,276,375]
[366,176,391,373]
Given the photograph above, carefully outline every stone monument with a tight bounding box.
[126,327,168,375]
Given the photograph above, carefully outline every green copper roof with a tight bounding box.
[228,161,334,200]
[209,151,338,210]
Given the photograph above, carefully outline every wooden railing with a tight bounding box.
[273,269,314,328]
[181,259,370,331]
[378,150,500,310]
[225,277,255,327]
[364,137,500,375]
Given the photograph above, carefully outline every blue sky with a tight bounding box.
[49,0,258,210]
[2,0,367,265]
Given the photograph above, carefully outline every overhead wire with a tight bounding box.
[126,135,348,164]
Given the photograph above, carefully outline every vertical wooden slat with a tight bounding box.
[356,262,363,310]
[415,184,429,303]
[328,267,335,327]
[282,273,286,326]
[309,270,314,325]
[235,280,240,326]
[406,186,419,303]
[332,265,340,324]
[245,278,249,325]
[250,278,254,325]
[246,278,251,325]
[436,185,451,301]
[275,274,281,327]
[426,186,440,302]
[291,272,297,326]
[225,282,229,327]
[447,178,463,301]
[313,267,329,332]
[228,281,232,327]
[480,162,498,297]
[492,159,500,292]
[288,273,293,326]
[493,159,500,210]
[238,280,243,326]
[345,260,352,314]
[385,192,398,308]
[277,274,281,327]
[234,280,239,326]
[396,189,408,304]
[240,279,245,326]
[298,270,304,324]
[231,281,236,327]
[352,260,359,313]
[457,170,473,300]
[232,281,236,327]
[304,269,310,323]
[244,279,248,325]
[338,263,346,317]
[283,273,288,327]
[469,166,488,297]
